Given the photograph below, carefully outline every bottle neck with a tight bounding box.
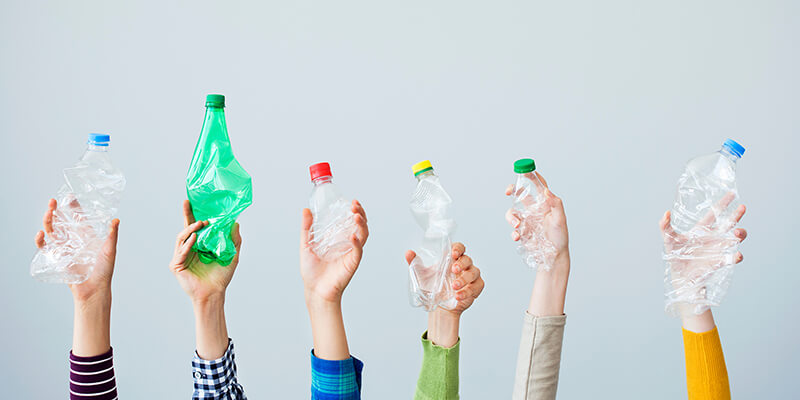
[415,170,435,181]
[86,144,109,153]
[720,147,741,163]
[312,175,333,185]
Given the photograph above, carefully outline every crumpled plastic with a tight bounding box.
[664,159,741,316]
[510,172,556,271]
[408,173,457,311]
[31,152,125,284]
[309,193,356,260]
[186,105,252,266]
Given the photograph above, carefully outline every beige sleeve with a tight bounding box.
[512,312,567,400]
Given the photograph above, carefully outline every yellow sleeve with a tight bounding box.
[682,327,731,400]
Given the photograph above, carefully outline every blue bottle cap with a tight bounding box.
[88,133,110,146]
[722,139,745,158]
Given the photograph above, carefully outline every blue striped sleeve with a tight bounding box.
[310,350,363,400]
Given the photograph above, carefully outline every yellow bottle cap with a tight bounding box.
[412,160,433,176]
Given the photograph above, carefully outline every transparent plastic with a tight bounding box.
[511,172,556,270]
[186,101,252,266]
[664,142,744,316]
[408,169,457,311]
[30,140,125,284]
[309,175,356,260]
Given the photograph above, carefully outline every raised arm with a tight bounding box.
[35,199,120,400]
[169,200,246,399]
[659,203,748,400]
[300,200,369,400]
[506,172,570,400]
[409,242,485,400]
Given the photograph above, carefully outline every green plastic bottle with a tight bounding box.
[186,94,252,266]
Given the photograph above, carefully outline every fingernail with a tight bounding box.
[456,292,464,300]
[453,280,462,289]
[453,263,460,273]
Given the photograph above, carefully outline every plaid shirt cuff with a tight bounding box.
[192,339,247,400]
[310,350,364,400]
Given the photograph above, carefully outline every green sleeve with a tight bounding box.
[414,331,460,400]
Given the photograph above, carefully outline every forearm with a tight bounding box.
[306,293,349,360]
[681,308,716,333]
[72,291,112,357]
[193,294,229,360]
[427,310,460,348]
[528,252,570,317]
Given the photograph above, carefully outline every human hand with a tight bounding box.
[300,200,369,305]
[505,171,569,264]
[34,198,120,304]
[660,193,747,321]
[169,200,242,305]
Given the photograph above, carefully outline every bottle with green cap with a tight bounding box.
[31,133,126,283]
[186,94,252,266]
[408,160,457,311]
[511,158,557,270]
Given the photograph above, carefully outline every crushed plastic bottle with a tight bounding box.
[408,160,457,311]
[510,158,556,271]
[664,139,745,316]
[308,162,356,260]
[30,134,126,284]
[186,94,252,266]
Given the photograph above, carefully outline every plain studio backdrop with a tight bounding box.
[1,1,797,398]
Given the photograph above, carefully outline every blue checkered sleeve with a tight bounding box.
[192,339,247,400]
[310,350,364,400]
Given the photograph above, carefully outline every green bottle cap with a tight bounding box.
[514,158,536,173]
[205,94,225,108]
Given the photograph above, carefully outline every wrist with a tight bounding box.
[74,289,112,312]
[192,292,225,311]
[427,308,460,348]
[680,307,716,333]
[529,251,569,317]
[304,289,342,312]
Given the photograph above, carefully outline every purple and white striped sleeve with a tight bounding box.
[69,348,118,400]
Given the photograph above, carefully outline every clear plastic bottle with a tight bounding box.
[308,162,356,260]
[511,158,556,270]
[30,134,126,284]
[408,160,457,311]
[664,139,745,315]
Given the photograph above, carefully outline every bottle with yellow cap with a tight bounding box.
[511,158,556,270]
[408,160,457,311]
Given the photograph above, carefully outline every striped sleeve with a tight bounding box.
[69,348,118,400]
[310,350,363,400]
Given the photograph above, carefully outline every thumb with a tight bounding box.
[105,219,120,254]
[404,250,416,265]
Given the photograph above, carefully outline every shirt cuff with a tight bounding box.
[310,350,364,400]
[415,331,460,400]
[192,339,247,399]
[69,347,118,400]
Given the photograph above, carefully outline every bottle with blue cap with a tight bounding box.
[664,138,746,315]
[31,133,126,284]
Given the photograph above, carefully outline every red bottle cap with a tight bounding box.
[309,162,332,181]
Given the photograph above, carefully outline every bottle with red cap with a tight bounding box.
[307,162,356,260]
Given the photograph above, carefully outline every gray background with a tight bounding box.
[1,1,797,398]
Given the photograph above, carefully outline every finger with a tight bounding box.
[511,230,521,241]
[545,189,564,211]
[231,222,242,250]
[183,200,196,227]
[659,211,676,237]
[697,192,736,228]
[107,219,120,251]
[404,250,416,265]
[505,184,515,197]
[452,254,473,274]
[734,252,744,264]
[451,242,466,260]
[453,264,480,290]
[300,208,313,248]
[349,232,364,260]
[505,209,520,228]
[177,220,206,246]
[734,228,747,242]
[354,213,369,245]
[34,231,45,248]
[43,198,57,233]
[731,204,746,224]
[456,278,485,301]
[535,171,549,188]
[352,200,367,223]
